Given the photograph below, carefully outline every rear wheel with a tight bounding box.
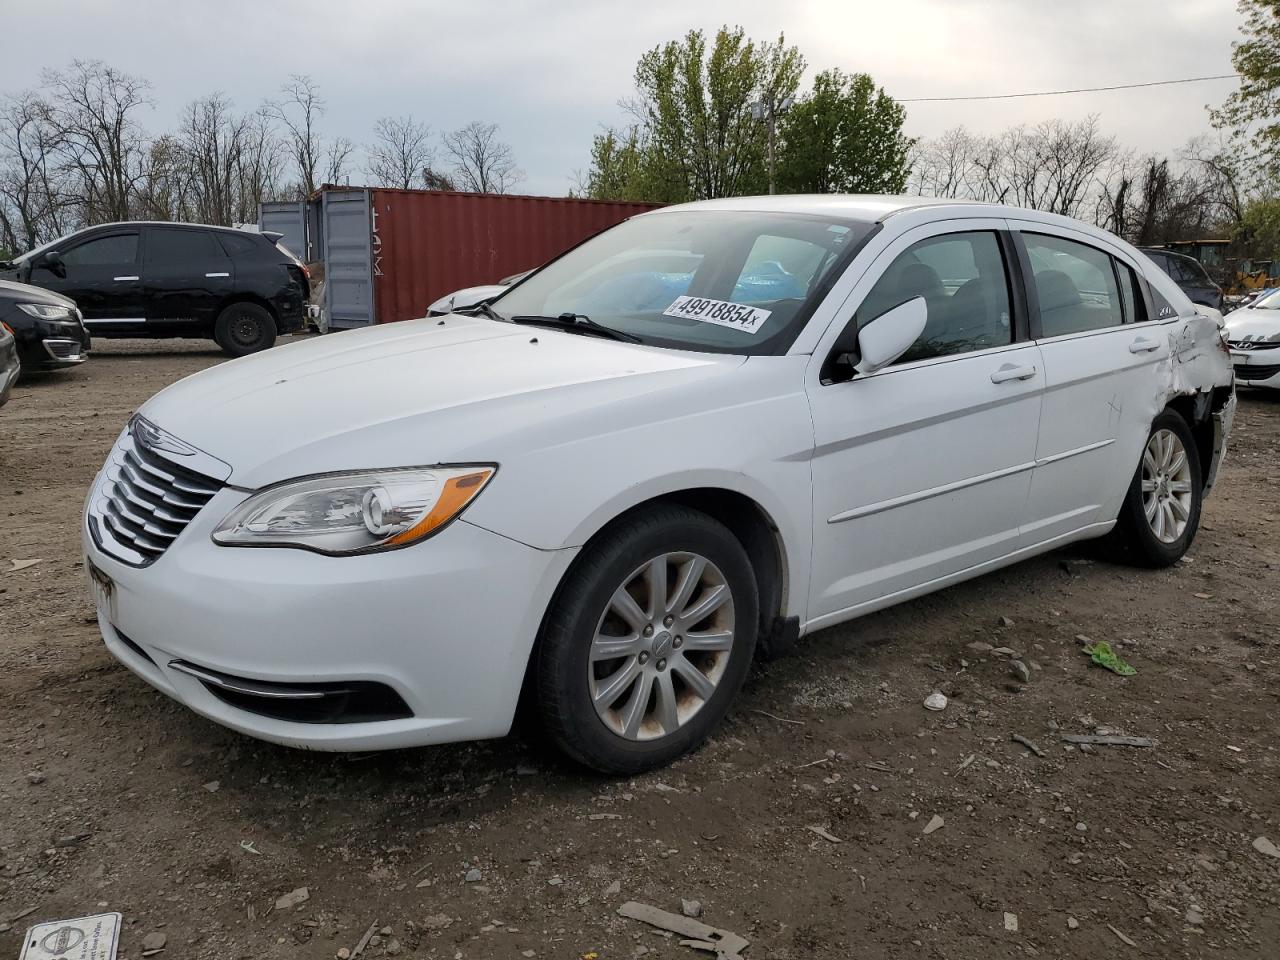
[214,303,277,357]
[1109,410,1202,567]
[536,505,758,774]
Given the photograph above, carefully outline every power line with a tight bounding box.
[898,74,1239,103]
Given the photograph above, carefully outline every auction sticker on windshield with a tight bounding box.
[19,913,121,960]
[663,296,771,335]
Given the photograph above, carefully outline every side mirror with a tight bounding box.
[36,250,66,278]
[854,297,927,374]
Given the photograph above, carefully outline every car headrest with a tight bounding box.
[1036,270,1082,312]
[899,262,945,301]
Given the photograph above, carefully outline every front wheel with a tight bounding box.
[536,505,758,774]
[214,303,277,357]
[1109,410,1203,567]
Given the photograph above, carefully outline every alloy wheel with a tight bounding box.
[588,552,735,741]
[1141,428,1193,543]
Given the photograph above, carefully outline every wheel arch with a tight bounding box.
[1163,387,1230,488]
[214,293,279,325]
[515,484,797,720]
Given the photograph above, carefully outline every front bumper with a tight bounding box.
[0,338,18,405]
[83,483,576,751]
[1230,349,1280,388]
[14,316,90,369]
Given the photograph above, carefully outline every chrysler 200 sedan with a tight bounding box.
[83,196,1236,773]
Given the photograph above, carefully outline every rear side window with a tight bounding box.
[1023,234,1123,337]
[1116,261,1148,323]
[146,228,220,265]
[1173,256,1211,286]
[217,232,263,257]
[61,232,138,266]
[857,231,1013,364]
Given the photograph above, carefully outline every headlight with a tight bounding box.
[18,303,75,320]
[212,466,496,555]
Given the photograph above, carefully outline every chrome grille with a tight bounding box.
[89,423,226,567]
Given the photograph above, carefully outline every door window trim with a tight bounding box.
[59,229,141,267]
[1012,229,1132,341]
[817,222,1029,385]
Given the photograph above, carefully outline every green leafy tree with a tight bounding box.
[584,26,804,201]
[1213,1,1280,168]
[776,69,913,194]
[1236,195,1280,257]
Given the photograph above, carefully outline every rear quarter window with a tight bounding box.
[216,232,266,258]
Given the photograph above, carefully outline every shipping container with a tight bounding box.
[262,187,660,329]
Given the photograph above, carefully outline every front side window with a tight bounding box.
[856,231,1013,364]
[1023,233,1123,337]
[491,211,874,354]
[60,232,138,267]
[147,228,219,264]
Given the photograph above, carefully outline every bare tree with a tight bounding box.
[235,107,287,223]
[179,93,249,225]
[367,115,435,189]
[42,60,151,223]
[268,75,324,197]
[324,136,355,186]
[0,90,70,254]
[441,121,523,194]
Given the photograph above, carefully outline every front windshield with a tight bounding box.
[491,210,874,354]
[1253,288,1280,310]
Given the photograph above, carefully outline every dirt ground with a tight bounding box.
[1,338,1278,960]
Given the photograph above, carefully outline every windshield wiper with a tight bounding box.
[509,313,641,343]
[453,300,504,322]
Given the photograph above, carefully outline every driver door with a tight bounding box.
[805,221,1044,627]
[35,228,146,329]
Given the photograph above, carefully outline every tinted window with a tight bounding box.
[61,232,138,267]
[1024,234,1123,336]
[1117,262,1147,323]
[858,231,1012,364]
[217,232,261,257]
[147,228,219,265]
[1172,256,1211,286]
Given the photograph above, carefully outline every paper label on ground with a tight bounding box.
[662,296,771,335]
[18,913,121,960]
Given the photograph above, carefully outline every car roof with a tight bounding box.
[80,221,259,237]
[641,194,1129,238]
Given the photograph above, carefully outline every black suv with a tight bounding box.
[0,222,311,356]
[1138,248,1224,312]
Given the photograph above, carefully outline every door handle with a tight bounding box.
[113,275,139,282]
[1129,337,1161,354]
[990,363,1038,384]
[205,272,229,278]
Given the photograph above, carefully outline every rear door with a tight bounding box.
[33,228,144,328]
[1012,224,1168,542]
[141,226,234,333]
[806,222,1044,625]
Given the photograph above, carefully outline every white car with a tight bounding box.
[425,270,531,317]
[83,196,1235,773]
[1225,288,1280,388]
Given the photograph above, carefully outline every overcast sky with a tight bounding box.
[1,0,1244,196]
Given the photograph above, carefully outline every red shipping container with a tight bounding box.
[367,189,660,324]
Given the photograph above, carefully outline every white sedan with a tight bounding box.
[83,196,1235,773]
[1225,288,1280,388]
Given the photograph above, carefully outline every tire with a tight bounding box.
[1108,410,1203,567]
[536,505,759,775]
[214,303,277,357]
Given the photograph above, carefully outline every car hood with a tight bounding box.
[139,315,743,488]
[1225,307,1280,342]
[0,278,76,309]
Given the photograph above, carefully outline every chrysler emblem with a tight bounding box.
[131,416,197,457]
